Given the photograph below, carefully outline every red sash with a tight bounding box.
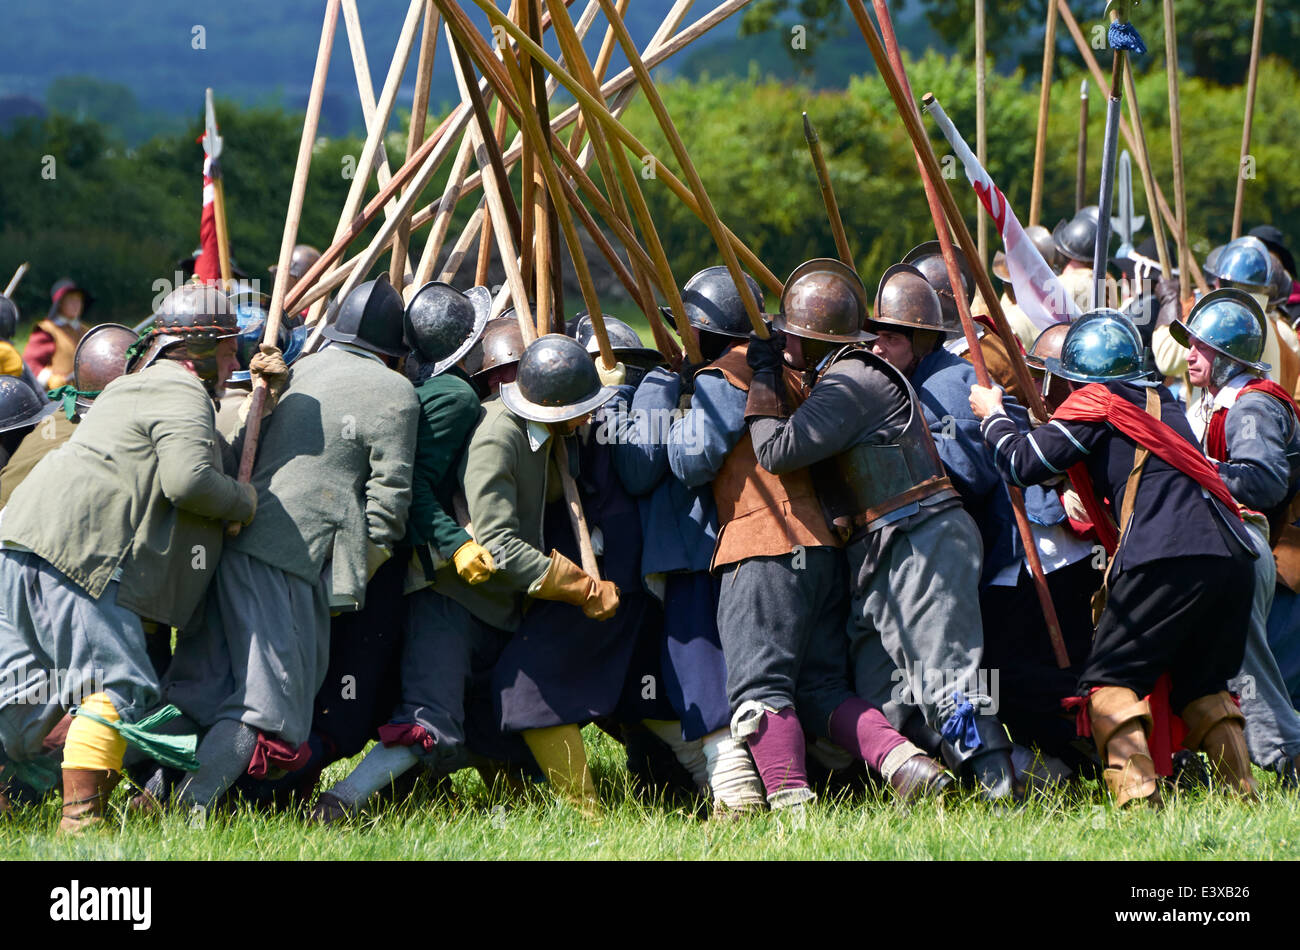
[1205,378,1300,462]
[1053,383,1241,520]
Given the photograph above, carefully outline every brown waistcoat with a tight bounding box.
[36,320,85,379]
[706,344,840,572]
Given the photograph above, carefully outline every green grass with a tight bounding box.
[4,727,1298,860]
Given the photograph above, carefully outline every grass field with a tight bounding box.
[2,726,1297,860]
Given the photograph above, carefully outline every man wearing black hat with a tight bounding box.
[164,275,419,818]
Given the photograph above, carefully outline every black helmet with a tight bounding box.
[774,259,872,343]
[868,263,953,336]
[902,241,974,328]
[0,295,17,340]
[466,316,528,382]
[1053,211,1103,264]
[0,375,55,435]
[323,273,406,357]
[1045,309,1147,384]
[568,312,664,367]
[71,323,135,412]
[403,282,492,375]
[499,334,617,423]
[664,265,763,339]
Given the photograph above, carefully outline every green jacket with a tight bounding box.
[0,361,254,628]
[227,345,418,609]
[0,412,78,508]
[406,368,482,560]
[432,395,557,631]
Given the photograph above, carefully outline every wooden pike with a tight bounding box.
[467,0,783,298]
[232,0,341,531]
[1163,0,1193,301]
[3,262,29,298]
[802,112,854,268]
[1232,0,1265,240]
[1122,58,1172,278]
[1029,0,1058,228]
[1076,79,1088,213]
[1091,1,1131,311]
[390,0,441,286]
[545,0,698,363]
[851,0,1069,666]
[975,0,987,266]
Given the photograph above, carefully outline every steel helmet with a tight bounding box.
[1170,287,1270,385]
[902,241,973,330]
[0,295,17,340]
[466,316,527,382]
[0,375,55,435]
[404,282,492,376]
[322,273,406,357]
[663,265,764,339]
[499,333,617,423]
[568,313,664,367]
[1267,252,1293,308]
[1025,322,1071,372]
[867,263,951,336]
[1212,236,1272,295]
[1052,211,1102,265]
[70,323,136,413]
[775,258,872,343]
[1045,309,1147,383]
[269,244,323,281]
[130,282,240,383]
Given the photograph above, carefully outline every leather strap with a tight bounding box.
[1094,388,1160,620]
[842,475,956,538]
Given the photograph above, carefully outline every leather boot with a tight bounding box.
[308,791,353,826]
[58,768,121,834]
[1088,686,1161,808]
[1181,692,1259,802]
[962,717,1025,804]
[887,754,954,803]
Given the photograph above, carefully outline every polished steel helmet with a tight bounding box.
[774,258,872,343]
[404,282,492,376]
[0,375,55,435]
[665,265,764,339]
[1052,211,1102,264]
[466,316,527,382]
[1170,287,1270,383]
[499,333,617,423]
[568,312,664,368]
[1212,236,1272,295]
[130,282,240,379]
[71,323,136,411]
[867,263,952,336]
[323,273,407,357]
[902,241,972,329]
[1045,309,1147,383]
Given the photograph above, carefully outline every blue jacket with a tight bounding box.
[608,368,719,576]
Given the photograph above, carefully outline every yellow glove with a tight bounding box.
[596,360,626,387]
[452,539,496,585]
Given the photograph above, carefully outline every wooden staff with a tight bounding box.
[1163,0,1193,302]
[1122,58,1171,278]
[803,112,854,267]
[408,130,477,297]
[975,0,987,266]
[464,5,614,367]
[544,0,698,363]
[340,0,400,217]
[1091,1,1130,311]
[1055,0,1207,293]
[3,262,29,298]
[1076,79,1088,213]
[443,20,535,345]
[439,203,487,284]
[466,0,783,298]
[1029,0,1058,228]
[555,437,601,579]
[232,0,340,528]
[1232,0,1265,240]
[525,0,561,337]
[858,0,1069,667]
[390,0,440,285]
[566,0,631,157]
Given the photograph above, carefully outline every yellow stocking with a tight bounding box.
[63,693,126,773]
[522,724,599,813]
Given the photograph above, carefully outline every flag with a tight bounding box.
[195,129,221,284]
[924,98,1080,332]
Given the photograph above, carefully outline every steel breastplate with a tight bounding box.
[812,346,956,535]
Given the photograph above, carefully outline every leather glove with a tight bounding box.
[452,539,496,585]
[238,482,258,526]
[1156,277,1182,308]
[596,360,626,387]
[744,364,787,420]
[745,328,786,374]
[531,550,620,620]
[250,343,290,404]
[678,359,706,397]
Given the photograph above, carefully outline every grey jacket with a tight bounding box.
[0,360,254,627]
[227,344,419,608]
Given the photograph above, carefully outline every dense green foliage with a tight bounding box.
[2,51,1297,328]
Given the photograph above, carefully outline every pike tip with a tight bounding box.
[802,112,816,141]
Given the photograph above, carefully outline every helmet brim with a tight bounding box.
[321,323,408,358]
[1043,355,1146,384]
[431,286,493,377]
[0,398,56,435]
[499,382,618,424]
[771,313,873,344]
[863,316,962,338]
